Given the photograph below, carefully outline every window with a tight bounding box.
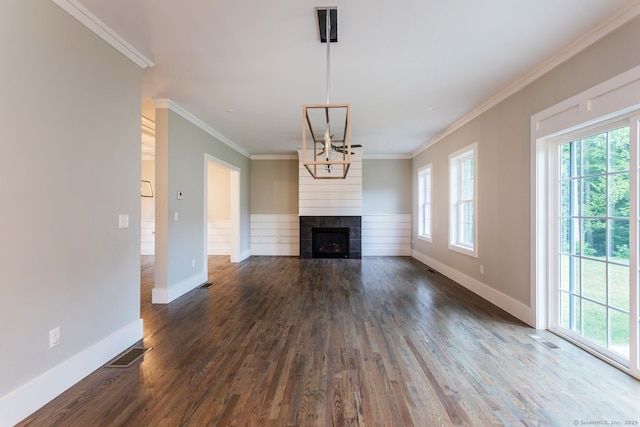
[449,143,477,256]
[553,121,633,365]
[418,164,432,241]
[532,67,640,379]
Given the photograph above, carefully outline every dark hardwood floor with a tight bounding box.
[17,256,640,426]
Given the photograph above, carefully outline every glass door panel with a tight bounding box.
[556,125,631,362]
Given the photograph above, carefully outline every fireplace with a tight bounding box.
[313,228,349,258]
[299,216,361,259]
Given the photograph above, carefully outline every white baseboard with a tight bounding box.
[411,250,535,326]
[152,270,207,304]
[251,245,299,256]
[0,319,143,427]
[239,249,252,262]
[363,248,411,256]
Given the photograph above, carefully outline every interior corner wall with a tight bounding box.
[362,159,412,214]
[362,158,412,256]
[153,108,251,303]
[250,159,299,214]
[411,15,640,326]
[0,1,143,424]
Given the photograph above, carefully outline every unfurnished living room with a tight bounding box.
[3,1,640,426]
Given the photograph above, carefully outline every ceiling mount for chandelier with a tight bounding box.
[302,6,359,180]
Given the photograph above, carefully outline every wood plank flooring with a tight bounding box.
[17,256,640,426]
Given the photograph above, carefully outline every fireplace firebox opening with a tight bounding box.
[312,228,350,258]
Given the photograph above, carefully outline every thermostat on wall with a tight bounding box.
[177,191,183,200]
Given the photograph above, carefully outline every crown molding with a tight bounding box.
[363,153,411,160]
[251,154,298,160]
[152,99,251,158]
[50,0,154,69]
[412,1,640,158]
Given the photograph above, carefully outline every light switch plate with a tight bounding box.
[50,327,60,348]
[119,214,129,228]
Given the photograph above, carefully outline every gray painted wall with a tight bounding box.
[250,159,299,214]
[363,159,412,214]
[412,15,640,307]
[154,108,251,297]
[249,158,411,215]
[0,0,142,398]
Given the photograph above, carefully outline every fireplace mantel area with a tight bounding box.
[300,216,361,259]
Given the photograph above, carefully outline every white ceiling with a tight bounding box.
[75,0,639,157]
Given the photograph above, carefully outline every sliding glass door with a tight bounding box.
[551,117,639,373]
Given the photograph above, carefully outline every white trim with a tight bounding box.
[50,0,154,69]
[532,65,640,377]
[153,99,251,159]
[630,115,639,379]
[0,319,143,427]
[417,164,433,242]
[239,249,252,261]
[363,153,412,160]
[412,249,534,326]
[448,143,478,258]
[151,271,207,304]
[251,154,298,160]
[412,2,640,158]
[532,65,640,330]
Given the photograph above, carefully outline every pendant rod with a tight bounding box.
[326,9,331,105]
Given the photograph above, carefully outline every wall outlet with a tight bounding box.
[174,212,179,221]
[480,265,484,275]
[49,327,60,348]
[192,259,196,268]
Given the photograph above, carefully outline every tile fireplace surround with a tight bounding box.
[299,216,362,259]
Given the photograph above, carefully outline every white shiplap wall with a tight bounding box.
[251,214,300,256]
[298,150,362,216]
[251,214,299,256]
[208,220,231,255]
[362,214,412,256]
[141,220,155,255]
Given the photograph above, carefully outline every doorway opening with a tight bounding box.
[205,155,240,273]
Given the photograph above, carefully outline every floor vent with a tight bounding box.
[530,334,561,350]
[540,340,561,350]
[427,268,437,274]
[200,282,215,289]
[105,347,150,368]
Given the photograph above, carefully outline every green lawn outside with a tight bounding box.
[559,254,631,358]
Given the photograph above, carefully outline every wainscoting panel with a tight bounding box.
[251,214,300,256]
[208,220,231,255]
[141,220,155,255]
[362,214,412,256]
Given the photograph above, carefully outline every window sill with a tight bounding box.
[448,243,477,258]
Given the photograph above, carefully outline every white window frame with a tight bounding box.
[532,64,640,380]
[449,143,478,257]
[418,164,433,242]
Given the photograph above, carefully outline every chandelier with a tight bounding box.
[301,7,352,179]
